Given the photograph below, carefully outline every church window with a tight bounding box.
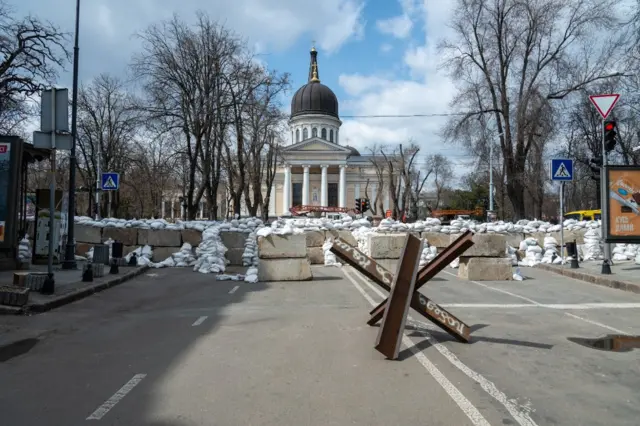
[329,129,334,142]
[321,128,327,139]
[296,129,300,142]
[303,128,308,139]
[312,127,318,137]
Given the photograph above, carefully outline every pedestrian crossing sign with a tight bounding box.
[101,172,120,190]
[550,159,573,182]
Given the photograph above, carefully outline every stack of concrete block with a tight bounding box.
[137,229,182,262]
[420,232,452,253]
[305,231,326,264]
[454,233,512,281]
[220,231,246,266]
[367,233,410,272]
[257,234,312,281]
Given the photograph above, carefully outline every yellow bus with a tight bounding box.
[564,209,601,221]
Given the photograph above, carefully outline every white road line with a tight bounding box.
[192,316,208,326]
[442,270,633,333]
[86,374,147,420]
[344,267,539,426]
[229,285,240,294]
[342,268,492,426]
[441,303,640,310]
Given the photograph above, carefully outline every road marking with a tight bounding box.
[86,374,146,420]
[442,270,632,333]
[229,285,240,294]
[342,268,492,426]
[192,316,208,326]
[344,267,539,426]
[441,303,640,310]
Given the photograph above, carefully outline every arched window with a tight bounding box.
[329,129,334,142]
[296,129,300,142]
[303,128,308,140]
[312,127,318,137]
[321,128,327,139]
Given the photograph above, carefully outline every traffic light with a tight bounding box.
[363,198,370,212]
[355,198,361,212]
[604,120,617,153]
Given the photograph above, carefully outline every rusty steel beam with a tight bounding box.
[374,234,423,360]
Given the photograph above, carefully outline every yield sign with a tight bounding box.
[589,94,620,119]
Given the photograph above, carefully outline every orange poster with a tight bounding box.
[607,167,640,239]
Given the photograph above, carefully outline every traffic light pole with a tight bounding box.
[600,118,612,274]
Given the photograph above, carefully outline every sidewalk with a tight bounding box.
[0,262,150,315]
[536,260,640,294]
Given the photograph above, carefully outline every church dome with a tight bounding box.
[290,46,339,119]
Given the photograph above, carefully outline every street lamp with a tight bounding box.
[62,0,81,270]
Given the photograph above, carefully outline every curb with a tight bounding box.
[535,263,640,294]
[0,265,151,315]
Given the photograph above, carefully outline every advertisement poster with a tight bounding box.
[607,167,640,241]
[0,142,10,243]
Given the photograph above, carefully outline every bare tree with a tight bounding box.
[0,2,69,134]
[380,144,418,219]
[439,0,627,218]
[365,145,387,215]
[408,159,434,220]
[133,13,242,220]
[75,74,140,217]
[427,154,453,210]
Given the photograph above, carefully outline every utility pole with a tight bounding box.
[62,0,81,270]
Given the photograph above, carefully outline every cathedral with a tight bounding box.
[268,46,394,217]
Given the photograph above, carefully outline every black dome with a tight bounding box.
[290,81,339,118]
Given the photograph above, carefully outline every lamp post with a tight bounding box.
[62,0,81,270]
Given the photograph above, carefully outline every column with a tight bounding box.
[302,165,310,205]
[269,184,276,216]
[320,165,328,206]
[282,165,291,214]
[354,182,360,200]
[161,199,165,218]
[338,165,347,208]
[171,199,175,219]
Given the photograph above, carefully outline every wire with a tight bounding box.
[340,113,469,118]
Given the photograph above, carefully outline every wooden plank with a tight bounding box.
[374,234,423,360]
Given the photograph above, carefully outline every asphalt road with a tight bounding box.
[0,265,639,426]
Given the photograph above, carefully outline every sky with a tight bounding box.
[14,0,476,181]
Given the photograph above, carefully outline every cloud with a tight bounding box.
[339,1,473,178]
[376,15,412,39]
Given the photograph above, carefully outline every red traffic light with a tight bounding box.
[604,122,615,131]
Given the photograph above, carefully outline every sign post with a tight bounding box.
[589,94,620,275]
[32,88,71,294]
[550,158,574,264]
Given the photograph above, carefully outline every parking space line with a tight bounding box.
[86,374,147,420]
[442,270,632,334]
[229,285,240,294]
[343,267,537,426]
[192,316,208,327]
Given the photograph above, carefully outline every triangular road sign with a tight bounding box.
[103,176,117,189]
[589,94,620,119]
[554,162,571,178]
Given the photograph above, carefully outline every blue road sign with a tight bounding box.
[550,159,574,181]
[101,172,120,190]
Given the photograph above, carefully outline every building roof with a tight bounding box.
[290,46,339,119]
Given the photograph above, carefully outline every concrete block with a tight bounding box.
[458,257,512,281]
[124,245,137,255]
[151,246,177,262]
[138,229,181,247]
[181,229,202,247]
[373,258,398,273]
[75,223,102,244]
[504,233,525,249]
[305,231,326,247]
[529,232,546,247]
[307,247,324,264]
[450,233,507,257]
[327,229,357,246]
[226,248,244,266]
[258,234,306,259]
[421,232,451,248]
[220,231,246,250]
[102,227,138,245]
[368,233,408,259]
[258,258,312,281]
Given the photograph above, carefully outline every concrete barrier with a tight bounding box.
[221,231,247,266]
[258,234,307,259]
[257,234,312,281]
[258,258,312,281]
[103,227,137,246]
[138,229,181,247]
[76,224,102,244]
[305,230,326,265]
[458,257,512,280]
[181,229,202,246]
[450,233,507,257]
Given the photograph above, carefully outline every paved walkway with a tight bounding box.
[0,265,638,425]
[537,259,640,293]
